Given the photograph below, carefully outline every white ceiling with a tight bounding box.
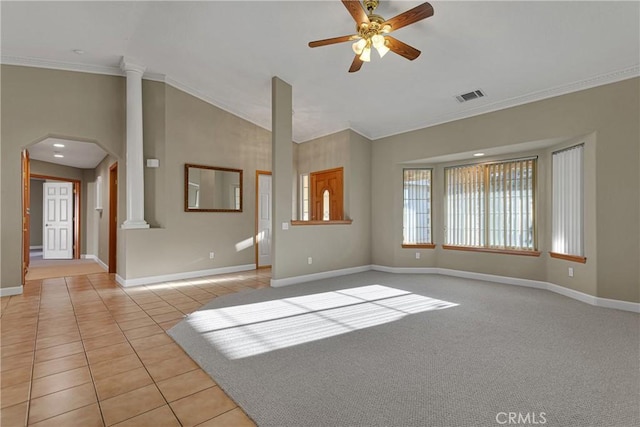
[29,138,107,169]
[1,1,639,143]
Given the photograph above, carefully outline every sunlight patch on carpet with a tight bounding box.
[186,284,458,359]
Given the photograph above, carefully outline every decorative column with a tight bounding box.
[120,57,149,229]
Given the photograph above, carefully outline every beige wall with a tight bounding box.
[372,78,639,303]
[120,84,272,279]
[1,65,124,290]
[29,179,44,247]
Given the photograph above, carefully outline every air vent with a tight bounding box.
[456,89,486,103]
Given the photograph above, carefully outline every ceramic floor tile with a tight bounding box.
[89,353,143,381]
[1,381,31,409]
[0,366,32,388]
[86,342,134,365]
[144,354,199,382]
[128,333,175,351]
[28,382,97,424]
[150,311,185,324]
[196,408,256,427]
[116,317,156,331]
[31,366,92,399]
[36,331,82,350]
[34,341,85,363]
[28,403,104,427]
[94,367,153,401]
[156,368,216,402]
[81,332,127,352]
[169,386,236,427]
[1,353,35,372]
[121,324,165,340]
[135,343,185,366]
[0,401,28,427]
[99,383,165,426]
[0,340,36,358]
[33,352,87,379]
[110,404,180,427]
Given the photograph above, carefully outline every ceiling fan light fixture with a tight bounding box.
[372,34,389,57]
[352,38,367,55]
[359,45,372,62]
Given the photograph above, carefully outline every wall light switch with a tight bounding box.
[415,252,421,259]
[282,222,289,230]
[568,267,574,277]
[146,159,159,168]
[308,257,313,264]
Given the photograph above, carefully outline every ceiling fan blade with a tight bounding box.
[348,55,364,73]
[383,2,434,32]
[342,0,370,26]
[309,35,358,48]
[386,36,421,60]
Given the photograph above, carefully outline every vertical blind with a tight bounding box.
[445,158,536,251]
[403,169,432,244]
[552,145,584,256]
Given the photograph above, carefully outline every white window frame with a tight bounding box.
[402,168,433,247]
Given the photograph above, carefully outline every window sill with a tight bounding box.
[402,243,436,249]
[549,252,587,263]
[442,245,541,257]
[290,220,353,226]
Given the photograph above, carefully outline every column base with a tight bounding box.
[121,220,150,229]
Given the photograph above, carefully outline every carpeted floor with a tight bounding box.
[169,271,640,427]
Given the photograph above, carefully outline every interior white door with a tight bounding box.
[43,181,73,259]
[257,173,272,267]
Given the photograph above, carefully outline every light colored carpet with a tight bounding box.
[26,258,106,280]
[169,272,640,427]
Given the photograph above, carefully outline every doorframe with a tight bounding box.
[22,150,30,284]
[255,170,272,269]
[108,163,118,274]
[30,173,81,261]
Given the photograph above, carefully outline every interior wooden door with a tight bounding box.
[22,150,30,283]
[310,167,343,221]
[109,163,118,274]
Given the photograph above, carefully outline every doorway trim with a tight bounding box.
[30,173,81,261]
[255,170,272,269]
[109,163,118,274]
[22,150,30,284]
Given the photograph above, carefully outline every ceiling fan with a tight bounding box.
[308,0,434,73]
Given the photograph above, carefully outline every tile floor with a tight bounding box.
[1,269,272,426]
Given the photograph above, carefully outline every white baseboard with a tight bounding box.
[30,245,43,250]
[81,254,108,271]
[115,264,257,287]
[271,265,372,287]
[371,265,639,313]
[0,286,24,297]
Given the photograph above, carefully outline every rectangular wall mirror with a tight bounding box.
[184,164,243,212]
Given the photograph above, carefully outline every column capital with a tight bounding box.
[120,56,146,75]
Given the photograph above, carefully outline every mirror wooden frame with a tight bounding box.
[184,163,243,212]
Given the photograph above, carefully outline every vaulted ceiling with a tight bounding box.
[2,1,639,143]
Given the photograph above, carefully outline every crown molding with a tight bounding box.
[372,64,640,141]
[2,55,637,144]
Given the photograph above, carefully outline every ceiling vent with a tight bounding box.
[456,89,486,103]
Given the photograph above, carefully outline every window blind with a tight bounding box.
[403,169,432,245]
[552,145,584,256]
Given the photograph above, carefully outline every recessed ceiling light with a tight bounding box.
[72,49,85,55]
[54,153,64,158]
[53,143,65,148]
[473,153,485,157]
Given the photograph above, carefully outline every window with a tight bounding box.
[300,174,309,221]
[403,169,433,246]
[551,144,585,262]
[445,157,537,253]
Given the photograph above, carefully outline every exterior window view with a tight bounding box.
[1,1,638,427]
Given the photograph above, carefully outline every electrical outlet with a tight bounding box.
[415,252,421,259]
[568,267,574,277]
[209,252,215,259]
[308,257,313,265]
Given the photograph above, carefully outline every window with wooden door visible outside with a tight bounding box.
[310,167,344,221]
